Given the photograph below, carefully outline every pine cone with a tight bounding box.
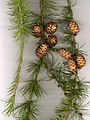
[46,35,58,47]
[59,48,72,59]
[35,43,49,58]
[68,21,80,36]
[45,21,57,34]
[33,25,43,37]
[76,54,86,68]
[68,59,77,74]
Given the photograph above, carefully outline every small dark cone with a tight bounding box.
[59,48,72,59]
[46,35,58,47]
[68,59,77,74]
[68,21,80,36]
[33,25,43,38]
[76,54,86,69]
[45,21,57,34]
[35,43,49,58]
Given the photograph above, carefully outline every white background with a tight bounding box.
[0,0,90,120]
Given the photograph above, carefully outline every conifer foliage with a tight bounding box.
[5,0,89,120]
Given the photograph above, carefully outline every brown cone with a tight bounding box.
[76,54,86,68]
[33,25,43,38]
[68,59,77,74]
[59,48,72,59]
[35,43,49,58]
[68,21,80,36]
[46,35,58,47]
[45,21,57,34]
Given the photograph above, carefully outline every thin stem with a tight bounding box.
[40,0,44,25]
[67,0,78,107]
[28,1,45,100]
[66,0,84,119]
[14,38,25,98]
[67,0,73,17]
[73,37,77,54]
[64,113,69,120]
[34,59,43,80]
[67,0,77,55]
[4,0,31,115]
[67,0,71,7]
[43,60,65,91]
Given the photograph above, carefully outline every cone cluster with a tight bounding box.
[59,48,86,74]
[34,21,58,58]
[33,21,57,38]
